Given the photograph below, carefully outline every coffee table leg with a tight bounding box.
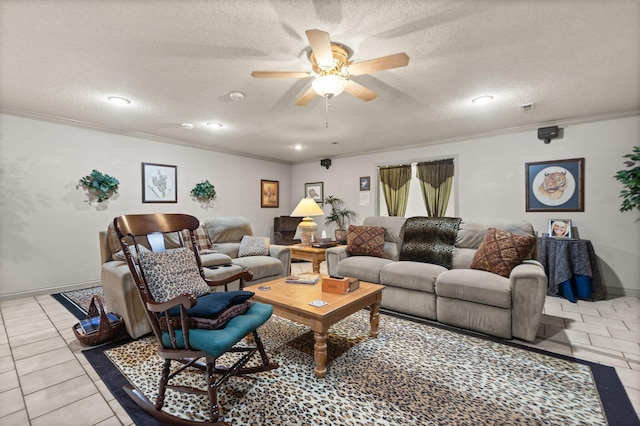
[369,301,381,338]
[312,259,320,273]
[313,331,327,378]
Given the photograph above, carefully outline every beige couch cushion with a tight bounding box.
[380,261,447,293]
[456,218,535,249]
[205,217,253,243]
[436,269,511,309]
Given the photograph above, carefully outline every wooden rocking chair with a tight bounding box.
[113,213,278,425]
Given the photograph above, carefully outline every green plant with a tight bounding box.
[190,180,217,201]
[323,195,356,230]
[614,146,640,213]
[78,169,119,203]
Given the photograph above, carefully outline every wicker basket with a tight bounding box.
[72,295,125,346]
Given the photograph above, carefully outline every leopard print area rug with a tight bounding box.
[104,311,607,425]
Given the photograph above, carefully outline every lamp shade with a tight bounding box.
[312,74,347,97]
[290,198,324,217]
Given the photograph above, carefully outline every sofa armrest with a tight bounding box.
[101,261,151,338]
[269,244,292,276]
[509,261,548,341]
[326,245,348,276]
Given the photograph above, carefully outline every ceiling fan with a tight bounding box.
[251,29,410,106]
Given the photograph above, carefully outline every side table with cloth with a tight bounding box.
[537,238,605,302]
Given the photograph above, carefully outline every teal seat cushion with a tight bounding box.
[161,301,273,358]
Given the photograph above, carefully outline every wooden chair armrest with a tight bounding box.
[205,270,253,290]
[146,294,197,312]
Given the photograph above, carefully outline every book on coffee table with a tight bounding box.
[285,273,320,284]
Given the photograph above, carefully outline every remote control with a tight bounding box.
[329,275,344,279]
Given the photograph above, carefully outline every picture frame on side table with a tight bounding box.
[360,176,371,191]
[260,179,279,208]
[525,158,584,212]
[548,219,572,238]
[142,162,177,203]
[305,182,323,203]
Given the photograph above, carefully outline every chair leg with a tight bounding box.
[155,358,171,410]
[206,361,221,423]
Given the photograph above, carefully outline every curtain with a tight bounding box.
[416,158,454,217]
[379,164,412,216]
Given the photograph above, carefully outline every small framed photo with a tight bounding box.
[142,162,177,203]
[525,158,584,212]
[260,180,279,208]
[305,182,323,203]
[548,219,572,238]
[360,176,371,191]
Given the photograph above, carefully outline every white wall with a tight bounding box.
[0,114,292,299]
[291,116,640,297]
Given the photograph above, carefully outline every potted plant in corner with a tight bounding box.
[614,146,640,214]
[323,195,356,243]
[190,180,217,205]
[78,169,119,203]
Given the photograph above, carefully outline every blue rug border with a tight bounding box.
[51,292,88,321]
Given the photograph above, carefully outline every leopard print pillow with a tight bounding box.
[138,248,210,303]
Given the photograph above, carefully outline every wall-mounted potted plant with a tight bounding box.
[323,195,356,243]
[614,145,640,214]
[78,169,119,203]
[190,180,217,205]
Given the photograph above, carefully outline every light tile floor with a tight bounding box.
[0,261,638,424]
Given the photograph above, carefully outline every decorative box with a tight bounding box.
[322,276,350,295]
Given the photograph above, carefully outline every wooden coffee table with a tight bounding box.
[251,276,384,378]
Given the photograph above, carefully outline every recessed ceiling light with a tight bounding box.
[107,96,131,106]
[181,123,193,129]
[471,95,494,105]
[206,122,223,128]
[229,91,245,101]
[294,144,303,150]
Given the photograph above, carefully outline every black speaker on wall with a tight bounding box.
[538,126,559,144]
[320,159,332,169]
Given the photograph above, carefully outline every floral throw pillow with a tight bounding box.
[238,235,270,257]
[346,225,385,258]
[138,247,210,303]
[470,228,537,278]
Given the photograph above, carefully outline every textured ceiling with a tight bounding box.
[0,0,638,164]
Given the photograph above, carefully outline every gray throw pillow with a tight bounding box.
[238,235,270,257]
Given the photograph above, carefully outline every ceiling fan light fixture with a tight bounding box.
[312,74,347,97]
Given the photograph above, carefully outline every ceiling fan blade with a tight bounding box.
[251,71,311,79]
[305,29,334,68]
[344,80,377,102]
[348,52,410,76]
[295,86,317,106]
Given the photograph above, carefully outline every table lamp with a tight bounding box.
[290,197,325,246]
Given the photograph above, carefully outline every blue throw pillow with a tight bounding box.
[167,290,254,318]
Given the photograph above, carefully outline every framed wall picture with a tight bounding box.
[548,219,572,238]
[525,158,584,212]
[260,179,279,208]
[360,176,371,191]
[305,182,323,203]
[142,162,177,203]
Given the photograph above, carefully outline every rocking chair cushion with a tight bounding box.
[167,290,255,318]
[161,301,274,357]
[138,248,210,302]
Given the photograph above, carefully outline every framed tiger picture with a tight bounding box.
[525,158,584,212]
